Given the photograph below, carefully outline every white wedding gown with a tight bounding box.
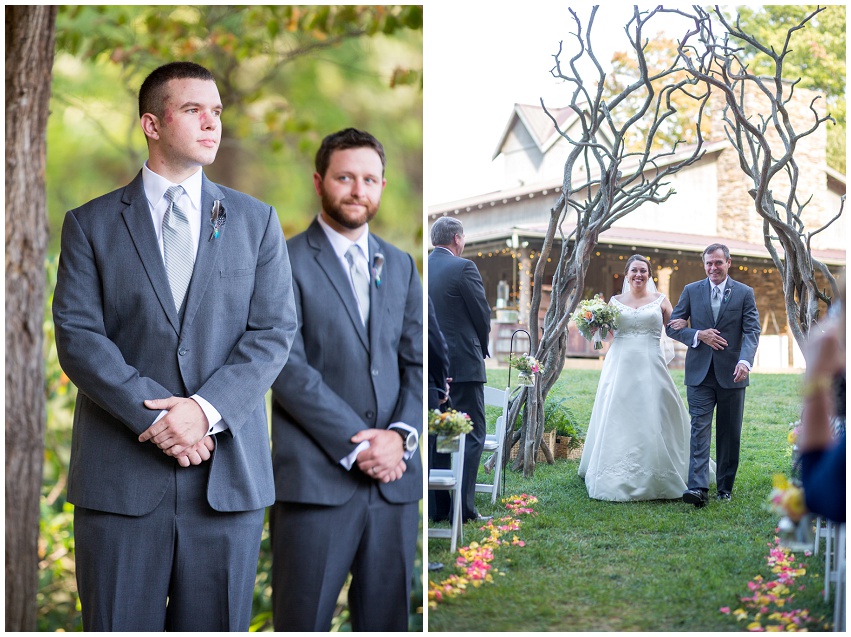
[578,295,712,501]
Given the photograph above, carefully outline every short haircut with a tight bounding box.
[139,62,216,119]
[703,243,731,261]
[314,128,386,178]
[624,254,652,277]
[430,216,463,247]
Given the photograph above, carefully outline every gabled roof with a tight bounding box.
[492,102,583,159]
[431,139,729,215]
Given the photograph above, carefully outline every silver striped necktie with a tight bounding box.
[711,285,721,321]
[162,185,195,311]
[345,244,370,325]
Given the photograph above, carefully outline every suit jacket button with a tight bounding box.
[365,410,375,419]
[371,369,378,376]
[178,347,188,356]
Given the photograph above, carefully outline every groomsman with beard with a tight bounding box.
[666,243,760,507]
[428,217,492,522]
[269,128,422,631]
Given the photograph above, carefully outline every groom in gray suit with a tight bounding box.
[270,128,422,631]
[666,243,760,507]
[52,62,297,630]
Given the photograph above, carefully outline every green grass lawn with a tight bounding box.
[426,369,834,631]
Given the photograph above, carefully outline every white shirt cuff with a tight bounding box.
[192,394,225,435]
[691,332,700,348]
[340,441,370,470]
[738,359,752,370]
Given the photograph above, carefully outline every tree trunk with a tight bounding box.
[5,6,57,631]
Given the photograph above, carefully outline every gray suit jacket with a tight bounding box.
[53,171,297,515]
[270,219,423,505]
[666,277,760,389]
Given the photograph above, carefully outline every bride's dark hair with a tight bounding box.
[624,254,652,277]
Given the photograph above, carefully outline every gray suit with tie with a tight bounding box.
[666,277,760,495]
[52,171,297,630]
[270,218,422,631]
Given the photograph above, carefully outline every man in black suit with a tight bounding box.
[428,216,491,522]
[428,295,450,411]
[269,129,422,631]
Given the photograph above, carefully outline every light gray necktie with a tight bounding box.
[162,185,194,311]
[711,285,721,322]
[345,244,370,325]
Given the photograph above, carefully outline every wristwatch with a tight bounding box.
[392,427,418,453]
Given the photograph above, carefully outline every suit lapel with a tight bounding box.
[715,278,735,325]
[307,220,369,349]
[181,176,225,332]
[696,278,713,326]
[121,172,181,335]
[367,233,384,352]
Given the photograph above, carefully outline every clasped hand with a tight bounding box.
[140,397,212,467]
[350,429,406,483]
[697,328,727,351]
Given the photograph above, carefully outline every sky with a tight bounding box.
[423,2,704,206]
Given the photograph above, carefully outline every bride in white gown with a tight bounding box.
[578,254,714,501]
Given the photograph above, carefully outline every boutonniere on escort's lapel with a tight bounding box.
[209,200,226,240]
[372,253,385,288]
[723,287,732,303]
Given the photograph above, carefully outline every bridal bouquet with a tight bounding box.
[428,409,473,438]
[571,294,620,349]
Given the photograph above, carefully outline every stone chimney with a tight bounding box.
[710,83,830,248]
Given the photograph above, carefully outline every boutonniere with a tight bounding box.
[723,287,732,303]
[372,253,385,288]
[209,200,226,240]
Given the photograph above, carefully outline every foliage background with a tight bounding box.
[39,5,422,631]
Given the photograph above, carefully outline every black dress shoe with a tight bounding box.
[683,488,708,508]
[717,492,732,502]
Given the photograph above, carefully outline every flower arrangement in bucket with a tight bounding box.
[570,294,620,350]
[508,352,543,386]
[429,409,473,452]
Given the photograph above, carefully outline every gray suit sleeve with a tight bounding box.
[666,284,698,346]
[387,253,423,434]
[195,206,297,437]
[53,210,173,435]
[739,286,761,365]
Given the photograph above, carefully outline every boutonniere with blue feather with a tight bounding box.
[372,253,385,288]
[723,287,732,303]
[209,200,226,240]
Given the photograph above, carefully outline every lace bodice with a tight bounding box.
[611,295,665,339]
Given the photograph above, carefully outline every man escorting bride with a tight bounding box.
[579,246,760,506]
[579,254,698,501]
[667,244,761,507]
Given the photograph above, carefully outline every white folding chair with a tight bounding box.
[833,523,846,631]
[475,386,511,505]
[428,433,466,553]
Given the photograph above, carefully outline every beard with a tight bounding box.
[319,187,379,230]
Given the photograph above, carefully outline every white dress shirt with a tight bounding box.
[316,215,419,468]
[142,164,226,436]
